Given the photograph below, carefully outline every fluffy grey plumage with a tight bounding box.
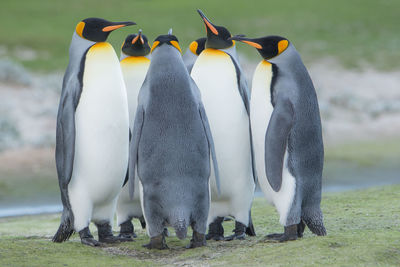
[129,42,219,240]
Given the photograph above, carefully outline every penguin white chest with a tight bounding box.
[120,56,150,131]
[70,42,129,204]
[191,49,253,203]
[251,60,296,225]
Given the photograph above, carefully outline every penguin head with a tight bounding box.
[197,9,234,50]
[189,37,207,56]
[121,30,150,57]
[230,35,289,60]
[75,17,136,42]
[150,33,182,54]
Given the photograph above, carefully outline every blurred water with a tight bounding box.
[0,162,399,218]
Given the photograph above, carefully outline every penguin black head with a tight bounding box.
[150,31,182,54]
[189,37,207,56]
[197,9,234,50]
[75,17,136,42]
[121,30,150,57]
[230,35,289,60]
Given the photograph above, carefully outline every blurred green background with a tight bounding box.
[0,0,399,215]
[1,0,400,71]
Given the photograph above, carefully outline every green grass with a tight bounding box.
[1,185,400,266]
[1,0,399,72]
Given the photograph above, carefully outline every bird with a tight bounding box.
[191,9,256,241]
[231,34,327,241]
[53,17,135,246]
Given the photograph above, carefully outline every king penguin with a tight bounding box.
[231,35,327,241]
[190,9,256,241]
[182,37,206,73]
[116,29,151,240]
[128,31,220,249]
[53,17,135,246]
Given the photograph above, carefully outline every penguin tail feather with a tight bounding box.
[245,217,256,236]
[173,219,188,240]
[302,208,327,236]
[52,209,74,242]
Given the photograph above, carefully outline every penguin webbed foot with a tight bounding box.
[118,220,136,241]
[206,217,224,241]
[96,221,131,243]
[224,221,246,241]
[186,231,206,249]
[143,234,169,250]
[79,227,102,247]
[265,224,298,242]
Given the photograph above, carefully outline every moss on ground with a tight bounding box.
[1,185,399,266]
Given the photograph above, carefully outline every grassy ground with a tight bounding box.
[1,0,399,71]
[0,185,399,266]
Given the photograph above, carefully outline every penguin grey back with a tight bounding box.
[269,43,323,189]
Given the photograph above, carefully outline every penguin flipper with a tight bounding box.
[265,98,294,192]
[122,129,133,188]
[228,54,258,184]
[199,103,221,195]
[128,107,145,199]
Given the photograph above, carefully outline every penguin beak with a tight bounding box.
[102,21,136,32]
[132,29,144,45]
[197,9,219,35]
[229,35,262,49]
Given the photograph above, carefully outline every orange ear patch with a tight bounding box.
[278,40,289,54]
[170,40,182,53]
[150,41,160,53]
[102,24,126,32]
[189,41,198,54]
[242,40,262,49]
[76,21,85,38]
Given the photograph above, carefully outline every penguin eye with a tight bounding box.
[170,41,182,53]
[277,40,289,54]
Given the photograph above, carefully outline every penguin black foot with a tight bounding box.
[224,221,246,241]
[297,220,306,238]
[79,227,102,247]
[96,222,131,243]
[186,231,206,249]
[206,216,224,241]
[265,225,298,242]
[163,227,170,237]
[118,220,136,240]
[143,234,169,250]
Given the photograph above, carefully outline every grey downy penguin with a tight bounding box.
[116,30,151,239]
[182,37,206,73]
[190,9,256,241]
[128,31,220,249]
[231,35,327,241]
[53,17,135,246]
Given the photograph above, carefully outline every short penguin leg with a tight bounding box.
[96,221,131,243]
[206,216,224,241]
[79,227,101,247]
[224,221,247,241]
[187,230,207,249]
[297,220,306,238]
[118,219,136,240]
[143,233,168,250]
[266,224,298,242]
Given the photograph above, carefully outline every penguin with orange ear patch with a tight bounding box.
[53,17,135,246]
[231,35,327,242]
[183,37,206,73]
[191,9,257,242]
[116,29,151,240]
